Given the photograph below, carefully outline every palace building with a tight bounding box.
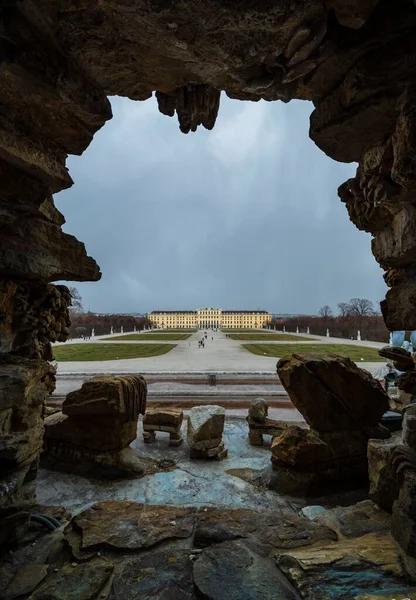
[149,308,272,329]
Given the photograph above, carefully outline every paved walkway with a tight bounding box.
[55,329,385,375]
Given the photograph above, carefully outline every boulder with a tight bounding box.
[379,346,415,371]
[63,375,146,420]
[274,354,390,494]
[248,398,268,421]
[276,354,389,435]
[187,405,225,448]
[187,405,227,460]
[43,375,147,477]
[271,427,331,471]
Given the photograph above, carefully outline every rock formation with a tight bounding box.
[43,376,147,477]
[273,353,390,495]
[187,405,228,460]
[0,355,55,508]
[247,398,286,446]
[1,0,416,580]
[2,499,414,600]
[143,408,183,446]
[391,405,416,580]
[368,432,401,511]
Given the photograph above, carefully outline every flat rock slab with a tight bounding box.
[276,531,407,600]
[4,564,48,599]
[111,549,195,600]
[1,501,412,600]
[31,559,113,600]
[194,507,336,549]
[143,408,183,428]
[187,405,225,448]
[72,501,196,550]
[193,539,301,600]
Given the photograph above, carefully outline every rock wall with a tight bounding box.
[1,0,416,574]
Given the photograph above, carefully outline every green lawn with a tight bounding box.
[53,343,176,362]
[101,333,191,341]
[243,343,382,362]
[228,333,316,341]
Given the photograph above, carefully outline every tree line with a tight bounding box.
[67,288,151,338]
[271,298,390,343]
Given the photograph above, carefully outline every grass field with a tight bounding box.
[228,333,315,341]
[53,343,176,361]
[243,343,382,362]
[101,333,191,341]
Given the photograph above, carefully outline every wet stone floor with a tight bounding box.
[27,355,416,600]
[4,418,416,599]
[37,419,291,514]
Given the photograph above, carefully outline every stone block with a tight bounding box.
[44,411,137,453]
[187,405,225,448]
[143,408,183,428]
[63,375,147,420]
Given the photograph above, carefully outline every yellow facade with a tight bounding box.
[149,308,272,329]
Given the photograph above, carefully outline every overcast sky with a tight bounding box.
[55,95,387,315]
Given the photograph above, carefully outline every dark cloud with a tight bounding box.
[55,95,386,315]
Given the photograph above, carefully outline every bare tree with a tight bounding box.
[318,305,333,318]
[337,302,350,318]
[337,298,376,335]
[346,298,376,318]
[68,287,83,314]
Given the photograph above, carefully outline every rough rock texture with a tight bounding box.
[274,353,390,494]
[2,500,415,600]
[279,500,412,600]
[187,405,228,460]
[43,376,147,476]
[0,280,72,361]
[143,408,183,446]
[247,398,287,446]
[379,345,415,372]
[71,501,196,550]
[368,431,401,511]
[193,539,299,600]
[277,354,389,434]
[391,405,416,580]
[0,355,55,509]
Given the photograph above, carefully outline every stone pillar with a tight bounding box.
[307,327,310,335]
[91,328,95,338]
[296,327,299,333]
[121,326,124,333]
[283,326,286,333]
[326,328,330,337]
[357,330,361,341]
[134,326,136,332]
[111,326,114,335]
